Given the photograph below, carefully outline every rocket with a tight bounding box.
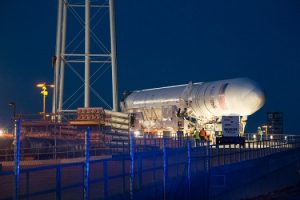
[121,78,265,132]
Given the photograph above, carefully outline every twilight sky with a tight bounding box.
[0,0,300,133]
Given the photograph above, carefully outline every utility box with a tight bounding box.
[222,116,239,137]
[216,116,245,146]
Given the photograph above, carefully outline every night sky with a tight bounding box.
[0,0,300,133]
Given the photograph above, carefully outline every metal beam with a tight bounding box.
[109,0,118,111]
[63,53,111,57]
[69,4,109,8]
[65,60,111,63]
[53,0,63,115]
[84,0,90,107]
[58,0,68,117]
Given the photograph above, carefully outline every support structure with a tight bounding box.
[84,127,90,200]
[53,0,119,119]
[84,0,90,107]
[14,119,21,200]
[58,0,68,114]
[53,0,63,115]
[109,0,118,111]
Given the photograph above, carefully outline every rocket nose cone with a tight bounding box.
[225,78,265,116]
[241,87,265,115]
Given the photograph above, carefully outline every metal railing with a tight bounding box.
[0,144,115,161]
[1,133,299,162]
[1,122,299,200]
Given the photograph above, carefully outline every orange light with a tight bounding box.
[36,83,46,88]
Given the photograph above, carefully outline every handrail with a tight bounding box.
[1,135,299,162]
[0,135,299,200]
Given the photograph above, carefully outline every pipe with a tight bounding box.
[58,0,68,118]
[53,0,63,114]
[84,0,90,107]
[105,109,128,118]
[109,0,118,111]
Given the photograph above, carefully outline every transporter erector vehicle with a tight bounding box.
[121,78,265,143]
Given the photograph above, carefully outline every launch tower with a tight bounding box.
[52,0,118,120]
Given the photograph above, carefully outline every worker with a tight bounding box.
[189,128,194,137]
[206,131,212,144]
[257,127,263,141]
[193,128,200,147]
[200,128,207,142]
[211,131,216,145]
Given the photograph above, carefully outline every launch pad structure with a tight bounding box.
[23,1,265,140]
[52,0,118,119]
[11,0,128,150]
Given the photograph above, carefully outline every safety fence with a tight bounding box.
[0,115,294,162]
[1,140,299,199]
[0,144,113,161]
[1,133,294,162]
[0,121,299,199]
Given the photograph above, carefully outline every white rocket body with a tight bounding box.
[121,78,265,133]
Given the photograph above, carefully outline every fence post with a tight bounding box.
[239,144,242,162]
[217,144,220,166]
[143,134,146,152]
[262,140,265,157]
[14,119,21,200]
[259,141,261,158]
[122,141,125,154]
[248,142,251,159]
[229,144,232,164]
[84,127,90,200]
[187,140,191,196]
[255,141,258,159]
[56,165,61,200]
[223,144,226,165]
[205,140,211,200]
[54,125,57,160]
[269,140,273,154]
[251,142,253,159]
[234,144,237,162]
[163,138,168,200]
[129,130,135,200]
[267,140,270,155]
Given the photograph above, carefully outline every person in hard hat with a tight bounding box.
[257,127,263,141]
[200,128,207,142]
[193,128,200,147]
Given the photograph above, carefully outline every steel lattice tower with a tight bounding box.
[52,0,118,119]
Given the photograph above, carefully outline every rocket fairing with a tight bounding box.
[121,78,265,132]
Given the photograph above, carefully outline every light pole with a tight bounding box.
[37,83,54,120]
[8,102,16,118]
[8,102,16,133]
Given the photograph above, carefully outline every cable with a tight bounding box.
[65,1,107,51]
[63,57,109,106]
[64,62,112,109]
[69,5,110,53]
